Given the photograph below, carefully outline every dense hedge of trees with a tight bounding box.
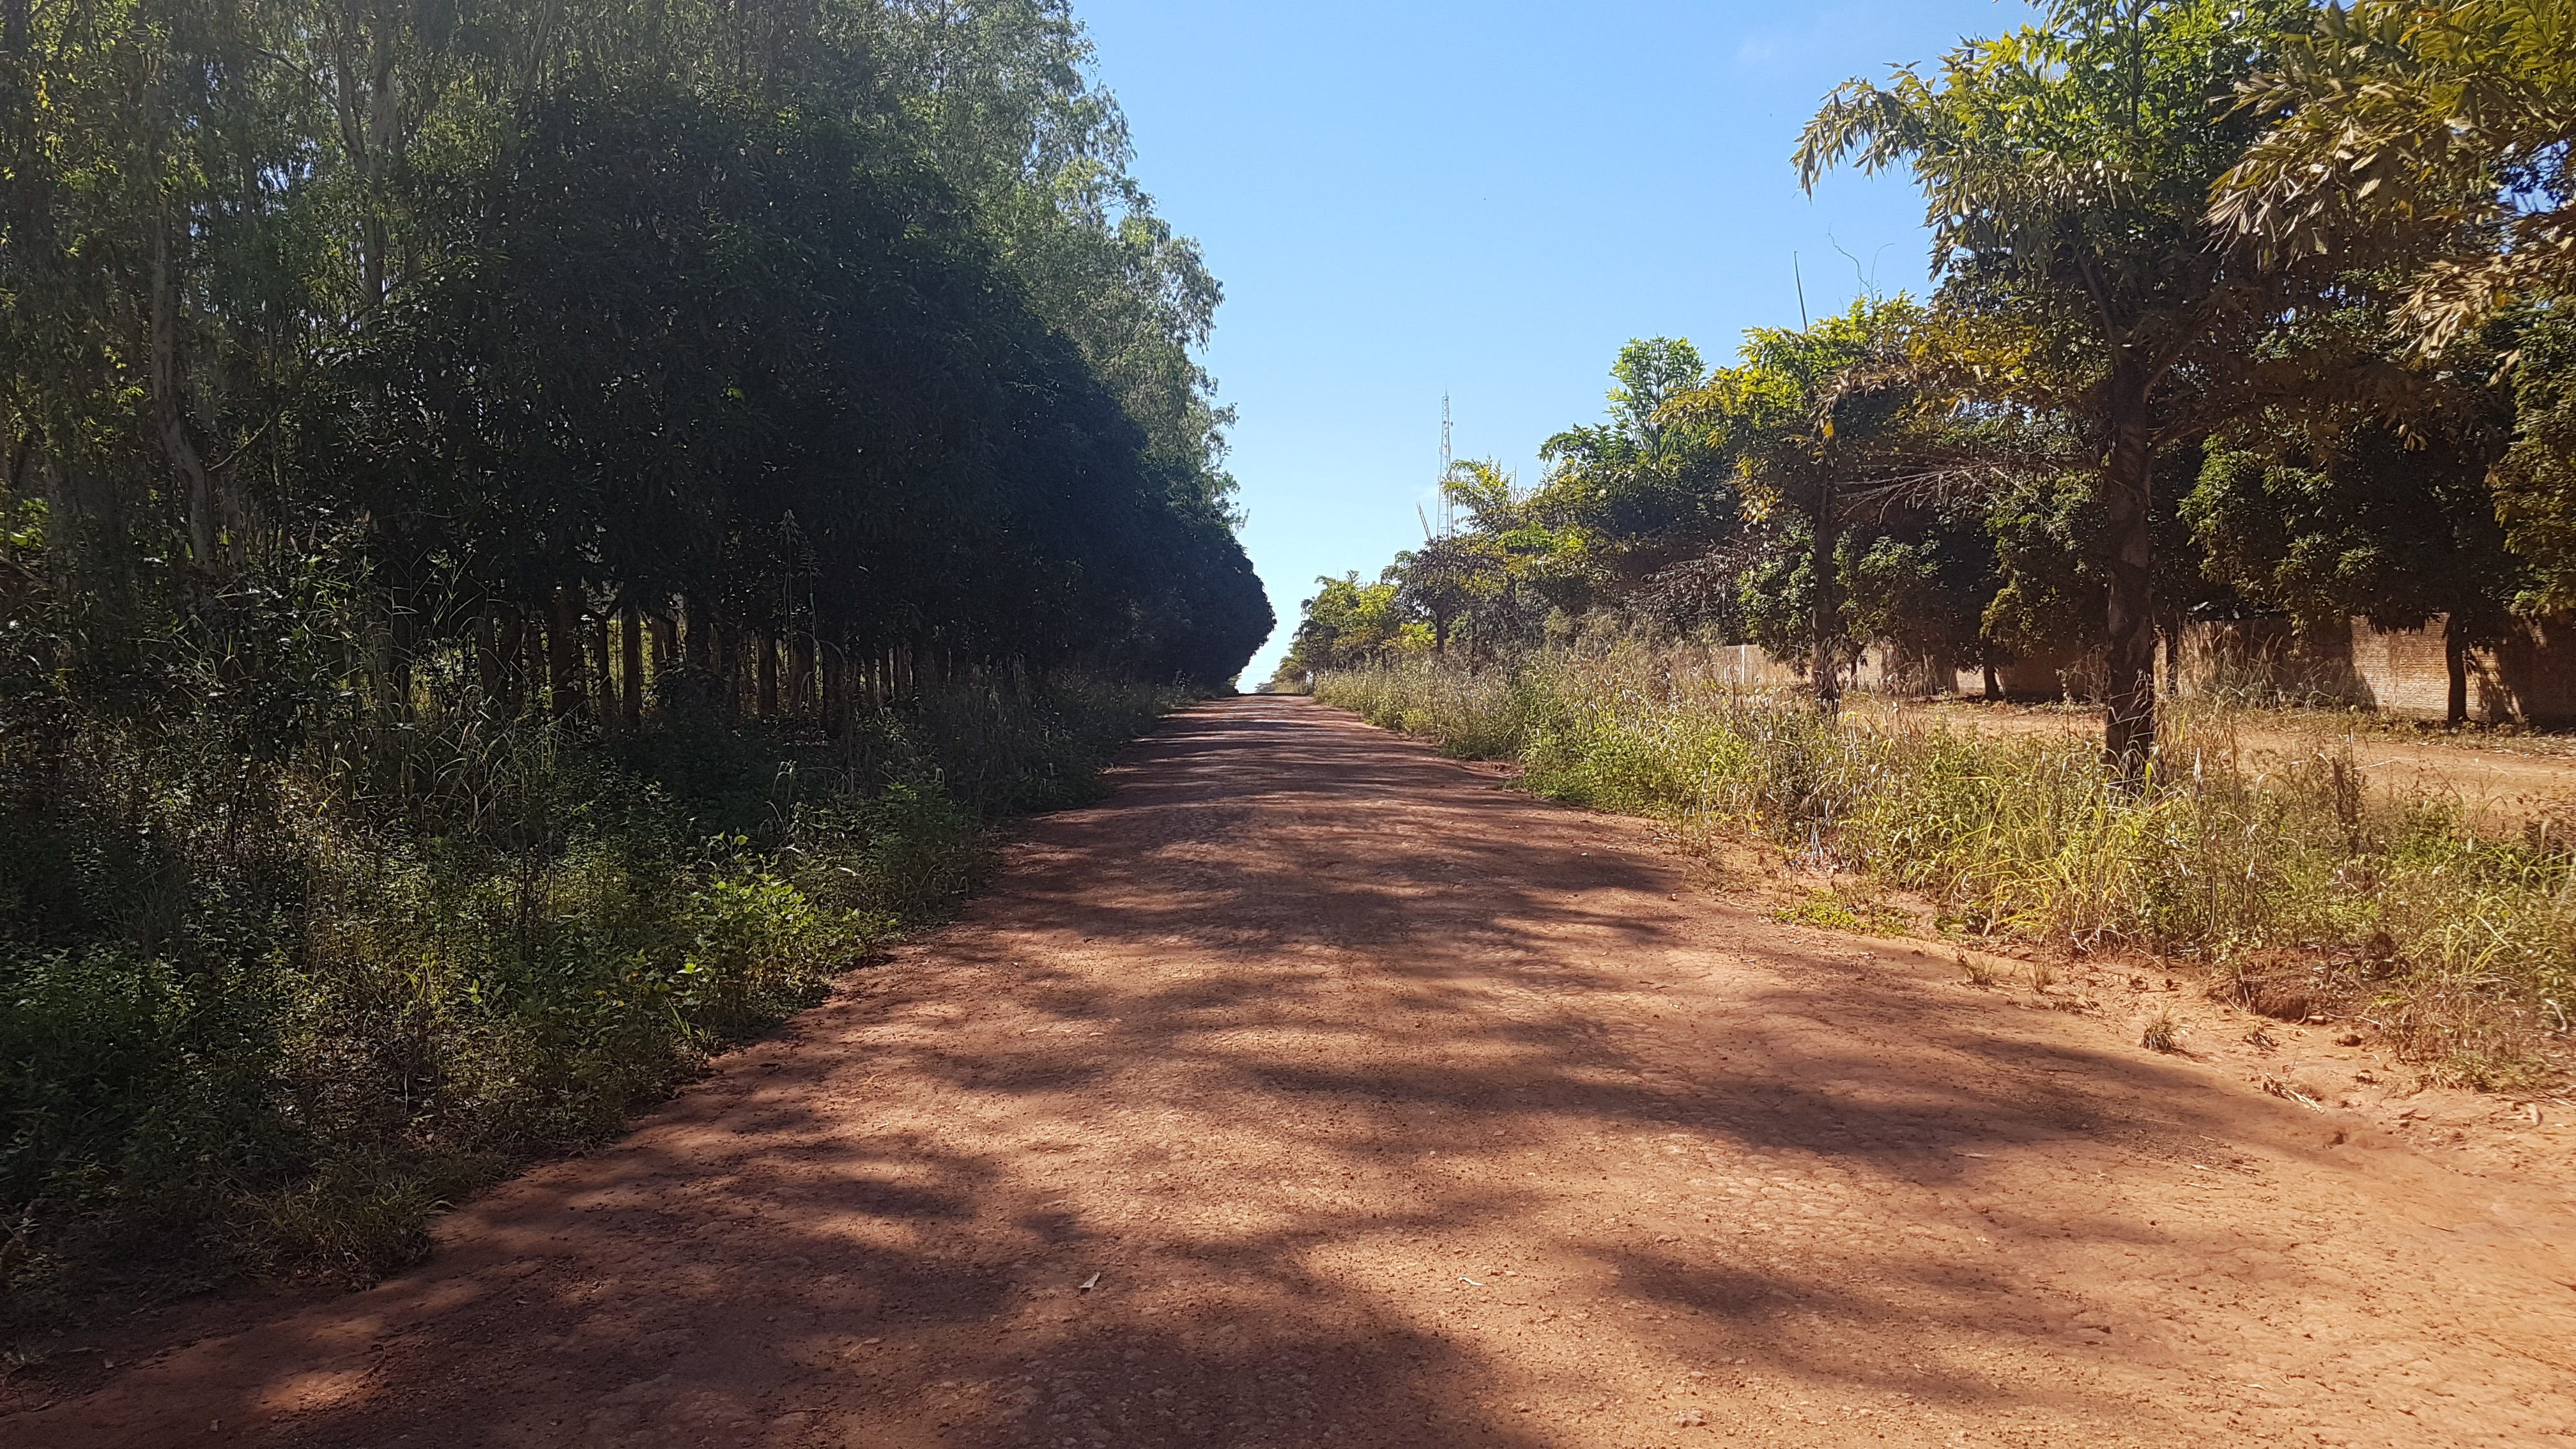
[1,0,1270,722]
[0,0,1266,1316]
[1276,0,2575,774]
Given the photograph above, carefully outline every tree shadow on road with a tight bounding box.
[19,698,2372,1448]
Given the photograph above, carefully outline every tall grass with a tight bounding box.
[1319,644,2575,1086]
[0,673,1184,1326]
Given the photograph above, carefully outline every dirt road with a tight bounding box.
[13,697,2575,1448]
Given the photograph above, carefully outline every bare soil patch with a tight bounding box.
[8,697,2572,1447]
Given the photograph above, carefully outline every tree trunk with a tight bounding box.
[820,645,847,737]
[648,610,677,677]
[372,630,402,719]
[2099,376,2159,787]
[788,634,814,716]
[496,606,526,717]
[621,601,644,730]
[1812,479,1841,715]
[718,622,742,717]
[522,605,546,712]
[151,220,217,578]
[588,608,615,731]
[2444,613,2470,727]
[476,608,502,708]
[548,585,583,720]
[682,598,713,677]
[755,630,779,717]
[1982,659,2002,702]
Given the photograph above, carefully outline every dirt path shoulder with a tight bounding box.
[10,697,2573,1448]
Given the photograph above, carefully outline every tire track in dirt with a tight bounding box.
[11,696,2573,1447]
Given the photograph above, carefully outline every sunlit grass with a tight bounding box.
[1318,641,2574,1086]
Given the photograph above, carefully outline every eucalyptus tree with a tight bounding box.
[871,0,1243,530]
[1796,0,2369,778]
[0,0,1271,758]
[330,76,1266,708]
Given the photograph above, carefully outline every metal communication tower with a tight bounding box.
[1438,394,1454,536]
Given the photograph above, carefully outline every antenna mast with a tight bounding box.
[1439,394,1454,535]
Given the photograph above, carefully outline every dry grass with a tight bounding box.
[1318,639,2575,1087]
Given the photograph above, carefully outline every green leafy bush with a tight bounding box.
[0,673,1181,1326]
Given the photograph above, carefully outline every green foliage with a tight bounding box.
[1659,300,1941,691]
[2214,0,2576,352]
[1799,0,2377,767]
[1297,2,2576,759]
[2189,428,2516,635]
[2493,307,2576,612]
[1774,889,1912,937]
[1844,516,1999,680]
[0,0,1256,1326]
[1269,572,1425,689]
[1534,337,1732,574]
[1981,473,2110,658]
[0,643,1183,1325]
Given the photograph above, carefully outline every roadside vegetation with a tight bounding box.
[1285,0,2576,1086]
[1,1,1266,1325]
[1319,646,2573,1087]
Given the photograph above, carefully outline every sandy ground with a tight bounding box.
[8,696,2574,1448]
[1890,700,2576,824]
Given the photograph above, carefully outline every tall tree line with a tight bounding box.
[0,0,1271,730]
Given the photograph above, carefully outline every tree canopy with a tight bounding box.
[0,0,1271,724]
[2212,0,2576,353]
[1284,0,2575,750]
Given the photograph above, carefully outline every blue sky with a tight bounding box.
[1071,0,2039,686]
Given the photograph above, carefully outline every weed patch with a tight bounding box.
[1319,641,2573,1085]
[1773,889,1911,936]
[0,675,1186,1328]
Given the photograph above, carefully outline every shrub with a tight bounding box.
[0,670,1183,1326]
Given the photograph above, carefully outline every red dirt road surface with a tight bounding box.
[13,697,2575,1448]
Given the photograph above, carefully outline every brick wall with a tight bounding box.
[1887,617,2576,723]
[1667,616,2576,723]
